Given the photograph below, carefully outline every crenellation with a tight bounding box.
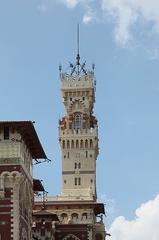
[61,72,95,89]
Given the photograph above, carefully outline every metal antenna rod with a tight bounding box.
[76,24,80,75]
[77,23,80,57]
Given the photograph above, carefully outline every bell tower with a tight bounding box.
[34,26,108,240]
[59,26,98,200]
[59,65,98,200]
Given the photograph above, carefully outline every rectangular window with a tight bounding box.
[75,178,77,185]
[4,127,9,140]
[67,152,69,158]
[78,178,81,185]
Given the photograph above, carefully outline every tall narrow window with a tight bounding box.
[85,139,88,148]
[80,140,83,148]
[75,178,77,186]
[78,163,81,169]
[4,127,9,140]
[71,140,74,148]
[67,140,70,149]
[76,140,79,148]
[62,140,65,149]
[90,139,93,148]
[67,152,69,158]
[74,114,81,129]
[86,151,88,158]
[75,162,77,169]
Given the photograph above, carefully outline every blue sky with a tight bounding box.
[1,0,159,239]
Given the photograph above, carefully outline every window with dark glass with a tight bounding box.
[74,114,81,129]
[75,178,77,185]
[75,177,81,185]
[4,127,9,140]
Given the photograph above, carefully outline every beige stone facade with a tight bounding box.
[0,121,46,240]
[59,71,98,200]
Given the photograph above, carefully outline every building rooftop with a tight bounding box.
[33,210,59,221]
[0,121,47,159]
[35,200,105,215]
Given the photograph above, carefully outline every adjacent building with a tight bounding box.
[0,121,46,240]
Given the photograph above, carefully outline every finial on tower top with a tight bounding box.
[68,24,87,76]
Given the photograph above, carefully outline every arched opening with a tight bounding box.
[62,140,65,149]
[71,213,78,221]
[85,139,88,148]
[76,140,79,148]
[61,213,68,222]
[80,139,83,148]
[90,139,93,148]
[81,212,87,221]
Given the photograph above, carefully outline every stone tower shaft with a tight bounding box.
[59,69,99,201]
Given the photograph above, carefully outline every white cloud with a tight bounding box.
[61,0,96,24]
[101,0,159,46]
[61,0,83,8]
[109,194,159,240]
[38,0,159,49]
[98,193,117,216]
[83,6,96,24]
[83,13,93,24]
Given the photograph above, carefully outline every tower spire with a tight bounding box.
[76,23,80,71]
[68,24,87,76]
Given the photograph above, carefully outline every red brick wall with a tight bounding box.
[0,164,33,240]
[0,188,13,240]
